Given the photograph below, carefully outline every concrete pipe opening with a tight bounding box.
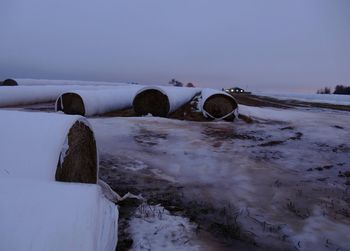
[203,94,238,121]
[133,89,170,117]
[55,121,97,184]
[57,93,86,116]
[2,79,18,86]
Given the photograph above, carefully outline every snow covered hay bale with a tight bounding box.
[55,86,142,116]
[200,88,238,121]
[0,110,97,183]
[1,78,18,86]
[133,86,200,117]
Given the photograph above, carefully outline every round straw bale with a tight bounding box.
[57,93,86,116]
[2,79,18,86]
[203,94,238,121]
[55,121,97,183]
[133,89,170,117]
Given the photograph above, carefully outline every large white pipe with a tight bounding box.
[199,88,239,121]
[133,86,201,117]
[55,86,143,116]
[4,78,127,86]
[0,85,130,108]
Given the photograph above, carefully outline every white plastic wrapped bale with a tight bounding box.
[55,86,143,116]
[0,85,130,108]
[0,179,118,251]
[199,88,238,121]
[0,110,97,183]
[0,86,64,107]
[133,86,201,117]
[5,78,127,86]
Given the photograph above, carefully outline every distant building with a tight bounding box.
[224,87,250,94]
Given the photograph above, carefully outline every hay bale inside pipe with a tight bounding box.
[0,110,98,183]
[2,79,18,86]
[56,92,86,116]
[203,94,238,120]
[201,89,238,121]
[55,121,97,184]
[133,89,170,117]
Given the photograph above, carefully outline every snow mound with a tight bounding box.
[129,204,200,251]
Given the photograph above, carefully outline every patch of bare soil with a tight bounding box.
[201,125,263,142]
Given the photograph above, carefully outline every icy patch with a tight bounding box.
[129,204,200,251]
[124,160,148,171]
[288,207,350,251]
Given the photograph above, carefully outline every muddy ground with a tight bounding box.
[4,94,350,251]
[91,109,349,251]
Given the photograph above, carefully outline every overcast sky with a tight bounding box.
[0,0,349,92]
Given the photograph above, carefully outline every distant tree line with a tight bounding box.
[316,87,331,94]
[317,85,350,95]
[169,79,195,88]
[333,85,350,95]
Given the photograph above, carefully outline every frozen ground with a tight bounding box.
[256,92,350,106]
[90,106,350,251]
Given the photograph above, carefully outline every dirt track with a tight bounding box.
[231,94,350,112]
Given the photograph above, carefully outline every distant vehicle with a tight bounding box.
[224,87,251,94]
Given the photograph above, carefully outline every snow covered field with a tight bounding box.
[256,92,350,106]
[91,105,350,250]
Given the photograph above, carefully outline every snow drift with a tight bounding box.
[133,86,201,117]
[0,110,97,183]
[55,86,143,116]
[199,88,238,121]
[0,179,118,251]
